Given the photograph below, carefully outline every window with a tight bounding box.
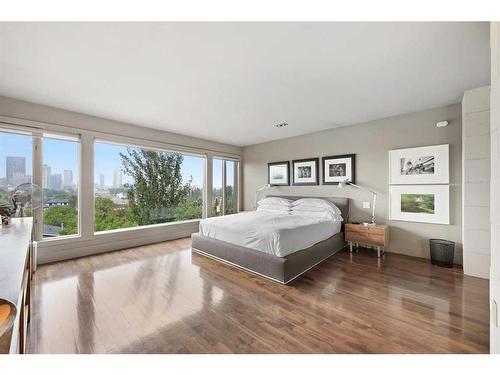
[94,141,204,232]
[0,130,33,216]
[212,157,239,216]
[42,135,80,238]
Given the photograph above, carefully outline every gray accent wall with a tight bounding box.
[242,104,463,263]
[462,86,491,279]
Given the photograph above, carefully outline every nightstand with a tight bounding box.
[345,224,389,258]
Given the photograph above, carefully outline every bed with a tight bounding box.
[191,196,349,284]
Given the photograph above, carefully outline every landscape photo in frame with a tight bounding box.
[268,161,290,186]
[389,185,449,224]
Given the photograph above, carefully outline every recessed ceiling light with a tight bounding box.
[436,121,449,128]
[275,122,288,128]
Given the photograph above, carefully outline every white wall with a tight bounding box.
[243,105,463,262]
[462,86,491,279]
[490,22,500,354]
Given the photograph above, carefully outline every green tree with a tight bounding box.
[120,149,192,225]
[43,205,78,235]
[172,199,203,221]
[94,197,138,231]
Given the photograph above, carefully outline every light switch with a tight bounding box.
[362,201,371,209]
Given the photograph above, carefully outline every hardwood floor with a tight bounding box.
[27,238,489,353]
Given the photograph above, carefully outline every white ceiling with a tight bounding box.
[0,22,490,146]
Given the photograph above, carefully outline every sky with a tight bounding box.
[1,132,210,189]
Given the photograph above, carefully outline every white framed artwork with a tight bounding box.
[389,184,450,224]
[389,144,449,185]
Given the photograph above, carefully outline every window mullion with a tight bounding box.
[222,160,227,215]
[80,133,94,239]
[32,135,43,241]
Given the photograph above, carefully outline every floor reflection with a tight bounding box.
[28,238,489,354]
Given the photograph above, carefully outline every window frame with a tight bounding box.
[40,132,82,241]
[0,124,83,242]
[93,137,207,234]
[1,116,241,262]
[212,156,240,217]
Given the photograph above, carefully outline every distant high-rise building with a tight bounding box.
[11,172,30,187]
[6,156,25,186]
[49,174,62,191]
[99,174,105,189]
[63,170,73,189]
[42,164,51,189]
[113,169,122,188]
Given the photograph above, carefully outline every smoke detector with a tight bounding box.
[275,122,288,128]
[436,121,449,128]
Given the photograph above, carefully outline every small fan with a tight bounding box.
[11,183,43,217]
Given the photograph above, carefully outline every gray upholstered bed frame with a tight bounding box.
[191,196,350,285]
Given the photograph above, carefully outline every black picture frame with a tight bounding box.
[292,158,319,186]
[321,154,356,185]
[268,161,290,186]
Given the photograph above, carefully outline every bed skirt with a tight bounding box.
[191,231,346,284]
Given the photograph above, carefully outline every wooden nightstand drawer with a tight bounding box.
[345,224,389,258]
[345,231,385,246]
[345,224,386,235]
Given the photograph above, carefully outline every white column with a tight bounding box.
[490,21,500,354]
[462,86,491,279]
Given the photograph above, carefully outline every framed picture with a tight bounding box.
[322,154,355,185]
[292,158,319,186]
[389,144,449,184]
[389,185,450,224]
[268,161,290,186]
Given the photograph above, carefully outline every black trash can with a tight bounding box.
[429,239,455,267]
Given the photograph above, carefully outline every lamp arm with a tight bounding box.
[347,182,377,196]
[347,182,378,224]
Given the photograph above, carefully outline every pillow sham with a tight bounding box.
[256,206,291,214]
[291,209,342,221]
[292,198,342,215]
[257,197,293,207]
[257,204,291,212]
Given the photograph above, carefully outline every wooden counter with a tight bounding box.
[0,218,33,354]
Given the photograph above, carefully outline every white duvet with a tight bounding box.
[198,211,341,257]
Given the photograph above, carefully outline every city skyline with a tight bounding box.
[1,132,209,189]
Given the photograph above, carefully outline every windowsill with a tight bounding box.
[41,233,81,243]
[93,218,201,236]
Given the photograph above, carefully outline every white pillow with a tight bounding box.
[292,198,342,215]
[257,204,290,212]
[291,207,343,221]
[257,197,293,207]
[292,205,338,215]
[291,209,342,221]
[257,206,291,214]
